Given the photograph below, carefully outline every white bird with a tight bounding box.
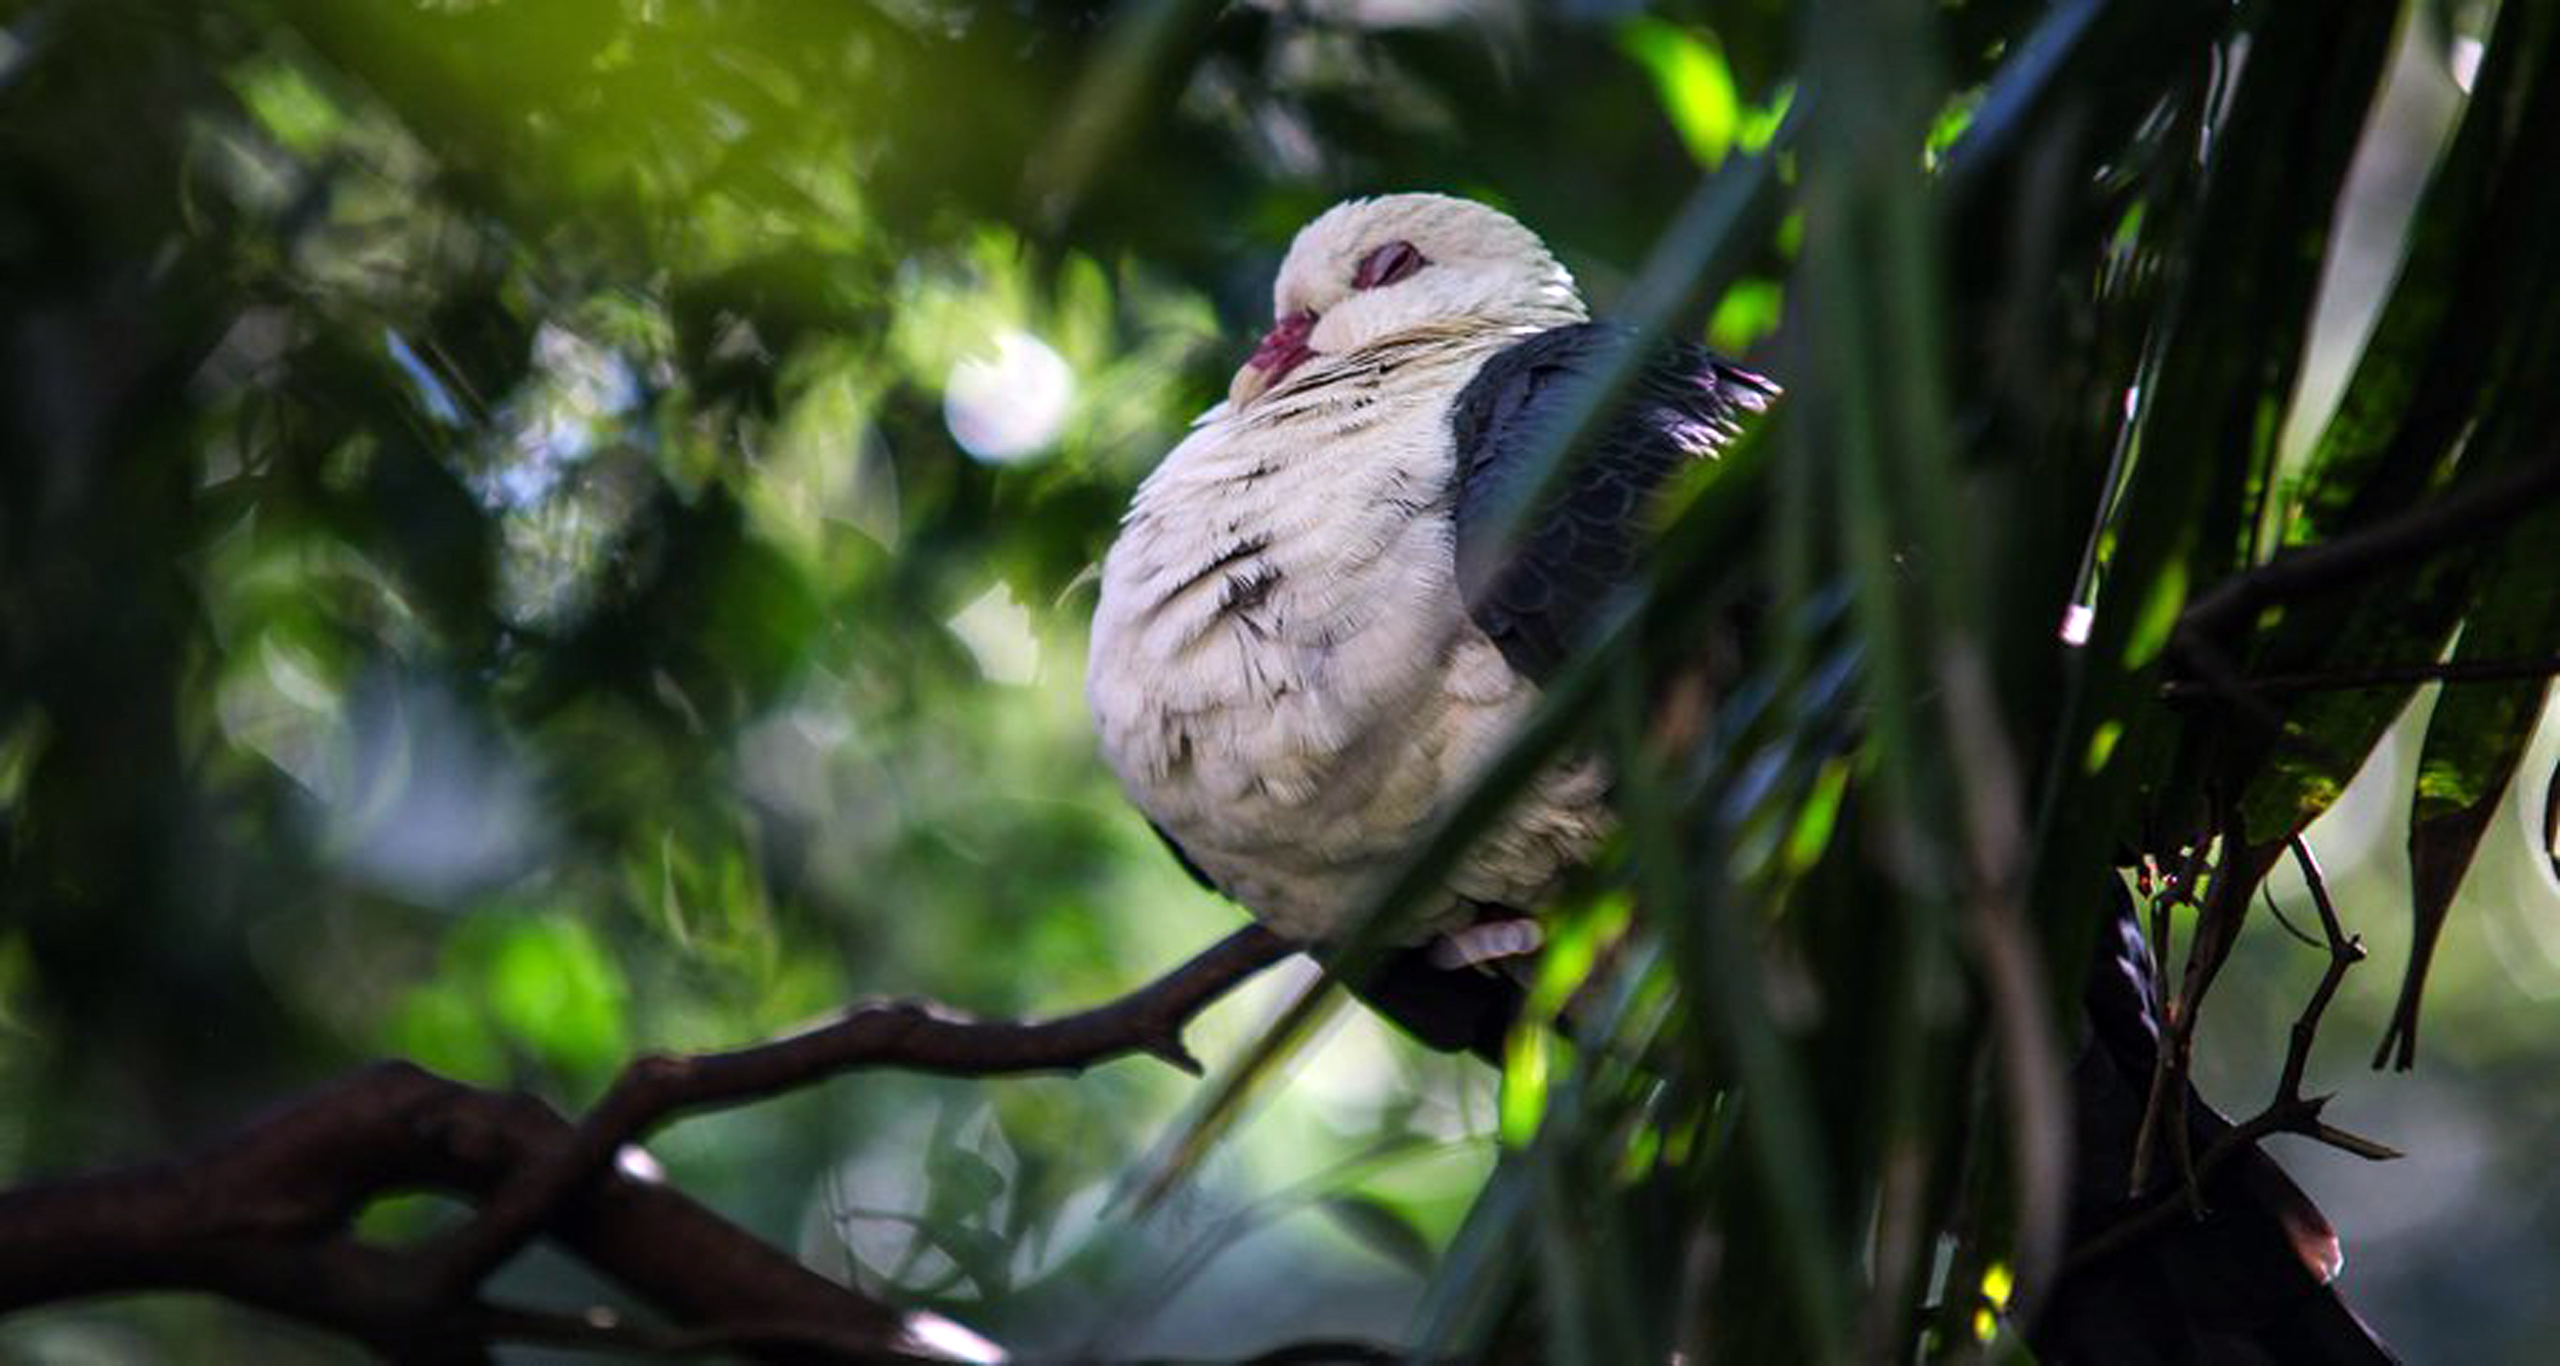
[1082,195,2402,1364]
[1088,193,1773,1053]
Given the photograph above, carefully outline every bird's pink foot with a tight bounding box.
[1429,918,1543,970]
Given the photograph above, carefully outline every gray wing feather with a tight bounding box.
[1450,323,1774,683]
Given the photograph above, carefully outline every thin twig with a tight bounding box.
[464,1303,924,1359]
[2168,1061,2205,1220]
[2157,815,2282,1210]
[2174,457,2560,645]
[2277,839,2372,1114]
[2260,883,2323,950]
[2163,631,2293,738]
[2124,834,2214,1199]
[424,926,1293,1296]
[1237,1342,1405,1364]
[2160,653,2560,700]
[2125,897,2175,1196]
[2068,836,2401,1272]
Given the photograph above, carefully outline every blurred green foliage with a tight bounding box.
[0,0,2553,1362]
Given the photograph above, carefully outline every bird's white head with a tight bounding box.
[1229,193,1587,409]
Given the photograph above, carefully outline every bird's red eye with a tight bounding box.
[1352,239,1429,290]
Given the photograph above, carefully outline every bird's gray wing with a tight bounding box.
[1450,322,1775,683]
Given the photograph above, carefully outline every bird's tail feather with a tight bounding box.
[1344,940,1522,1063]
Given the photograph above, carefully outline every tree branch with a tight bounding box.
[0,1063,928,1363]
[2158,653,2560,700]
[0,926,1297,1361]
[2173,457,2560,646]
[2069,837,2399,1272]
[425,925,1291,1295]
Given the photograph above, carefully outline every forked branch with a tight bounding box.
[0,926,1297,1362]
[2070,836,2400,1272]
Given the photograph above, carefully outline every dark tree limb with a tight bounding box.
[0,1062,925,1363]
[0,926,1297,1361]
[425,925,1292,1295]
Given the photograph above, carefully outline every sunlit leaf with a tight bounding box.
[928,1145,1012,1219]
[2282,0,2559,548]
[1707,277,1784,353]
[2381,527,2560,1069]
[1500,1027,1552,1148]
[1619,19,1742,168]
[385,981,506,1084]
[484,914,630,1080]
[2236,0,2560,844]
[1322,1193,1437,1279]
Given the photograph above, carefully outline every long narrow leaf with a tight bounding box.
[2382,528,2560,1069]
[2237,30,2560,844]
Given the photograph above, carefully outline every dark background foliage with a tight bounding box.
[0,0,2552,1361]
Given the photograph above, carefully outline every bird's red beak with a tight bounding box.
[1230,309,1316,408]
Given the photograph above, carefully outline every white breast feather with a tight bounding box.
[1088,344,1608,942]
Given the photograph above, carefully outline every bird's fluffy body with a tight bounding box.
[1092,193,1774,947]
[1090,196,1610,942]
[1089,320,1605,942]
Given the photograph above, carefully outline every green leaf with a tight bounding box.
[1322,1192,1438,1279]
[1411,1164,1536,1357]
[2283,0,2560,547]
[2236,551,2476,845]
[385,980,507,1084]
[2236,1,2560,843]
[485,914,630,1080]
[1498,1025,1553,1148]
[2119,558,2188,671]
[1707,278,1785,353]
[234,55,348,157]
[927,1145,1012,1219]
[1619,19,1741,168]
[2239,74,2560,840]
[2044,0,2396,904]
[2380,524,2560,1069]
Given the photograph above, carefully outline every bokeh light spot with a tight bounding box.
[943,329,1074,464]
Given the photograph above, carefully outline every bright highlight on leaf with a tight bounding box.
[1529,891,1631,1019]
[2084,718,2125,775]
[235,56,343,156]
[1618,19,1740,168]
[1738,84,1795,154]
[1709,278,1785,352]
[1982,1261,2015,1309]
[1500,1026,1551,1148]
[1971,1261,2014,1343]
[487,915,630,1079]
[1783,758,1850,874]
[2120,559,2188,669]
[1926,89,1983,168]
